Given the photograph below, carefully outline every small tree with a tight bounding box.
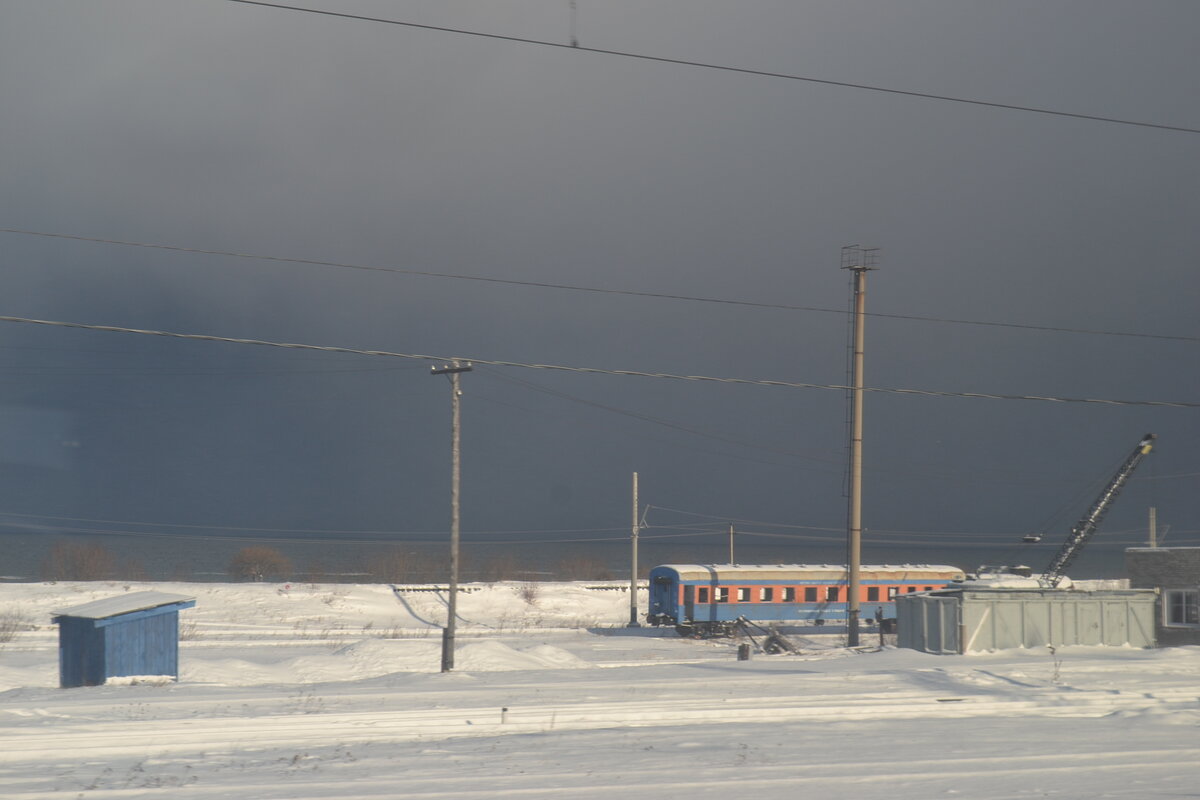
[41,542,118,581]
[228,546,292,582]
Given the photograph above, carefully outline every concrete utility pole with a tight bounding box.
[728,523,735,564]
[628,472,640,627]
[1149,506,1158,548]
[431,360,472,672]
[841,246,878,648]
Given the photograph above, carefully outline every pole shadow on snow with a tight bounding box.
[388,585,444,629]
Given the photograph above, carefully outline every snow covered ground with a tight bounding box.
[1,580,1199,798]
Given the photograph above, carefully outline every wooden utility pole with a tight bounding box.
[432,360,472,672]
[841,246,877,647]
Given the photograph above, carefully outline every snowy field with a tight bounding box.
[2,581,1199,799]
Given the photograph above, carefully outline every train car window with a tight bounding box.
[697,587,710,603]
[825,586,839,602]
[759,587,774,602]
[716,587,730,603]
[782,587,796,602]
[866,587,880,601]
[804,587,817,602]
[736,587,750,602]
[906,586,917,593]
[887,587,899,600]
[924,586,934,591]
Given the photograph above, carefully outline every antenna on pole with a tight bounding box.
[841,245,878,648]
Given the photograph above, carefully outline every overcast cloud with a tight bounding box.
[0,1,1196,578]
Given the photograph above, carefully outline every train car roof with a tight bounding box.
[650,564,965,581]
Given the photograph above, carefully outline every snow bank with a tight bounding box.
[3,580,1200,799]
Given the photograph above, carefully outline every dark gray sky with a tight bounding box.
[0,1,1197,577]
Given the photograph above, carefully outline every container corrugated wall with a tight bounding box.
[897,593,959,654]
[897,589,1156,654]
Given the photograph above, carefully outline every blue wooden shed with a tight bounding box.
[52,591,196,688]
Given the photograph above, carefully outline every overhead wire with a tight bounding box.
[4,227,1197,343]
[477,366,838,463]
[6,506,1180,551]
[226,0,1200,136]
[4,314,1194,408]
[643,504,1173,546]
[9,5,1193,561]
[0,301,1176,486]
[470,381,824,473]
[0,509,628,538]
[646,504,841,532]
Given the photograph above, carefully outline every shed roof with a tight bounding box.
[52,591,195,620]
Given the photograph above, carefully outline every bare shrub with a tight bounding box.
[479,553,522,582]
[518,582,540,605]
[122,559,149,581]
[370,623,430,639]
[554,555,614,581]
[228,547,292,582]
[170,563,195,581]
[364,548,445,584]
[407,551,447,583]
[0,610,33,643]
[41,542,118,581]
[299,561,333,584]
[364,548,407,583]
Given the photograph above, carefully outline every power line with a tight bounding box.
[0,314,1196,408]
[646,504,842,532]
[644,504,1177,542]
[227,0,1200,136]
[10,508,1181,549]
[3,227,1197,343]
[6,522,633,547]
[472,380,825,474]
[3,226,828,311]
[478,366,834,462]
[478,371,1118,488]
[1133,471,1200,481]
[0,509,634,537]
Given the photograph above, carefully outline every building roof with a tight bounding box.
[652,564,965,581]
[1126,546,1200,551]
[52,591,195,620]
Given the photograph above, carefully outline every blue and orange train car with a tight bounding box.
[646,563,965,636]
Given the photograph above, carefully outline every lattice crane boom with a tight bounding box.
[1040,433,1156,588]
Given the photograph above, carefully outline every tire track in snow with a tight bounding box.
[16,747,1198,800]
[1,686,1196,762]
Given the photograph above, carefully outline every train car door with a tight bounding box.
[683,584,695,622]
